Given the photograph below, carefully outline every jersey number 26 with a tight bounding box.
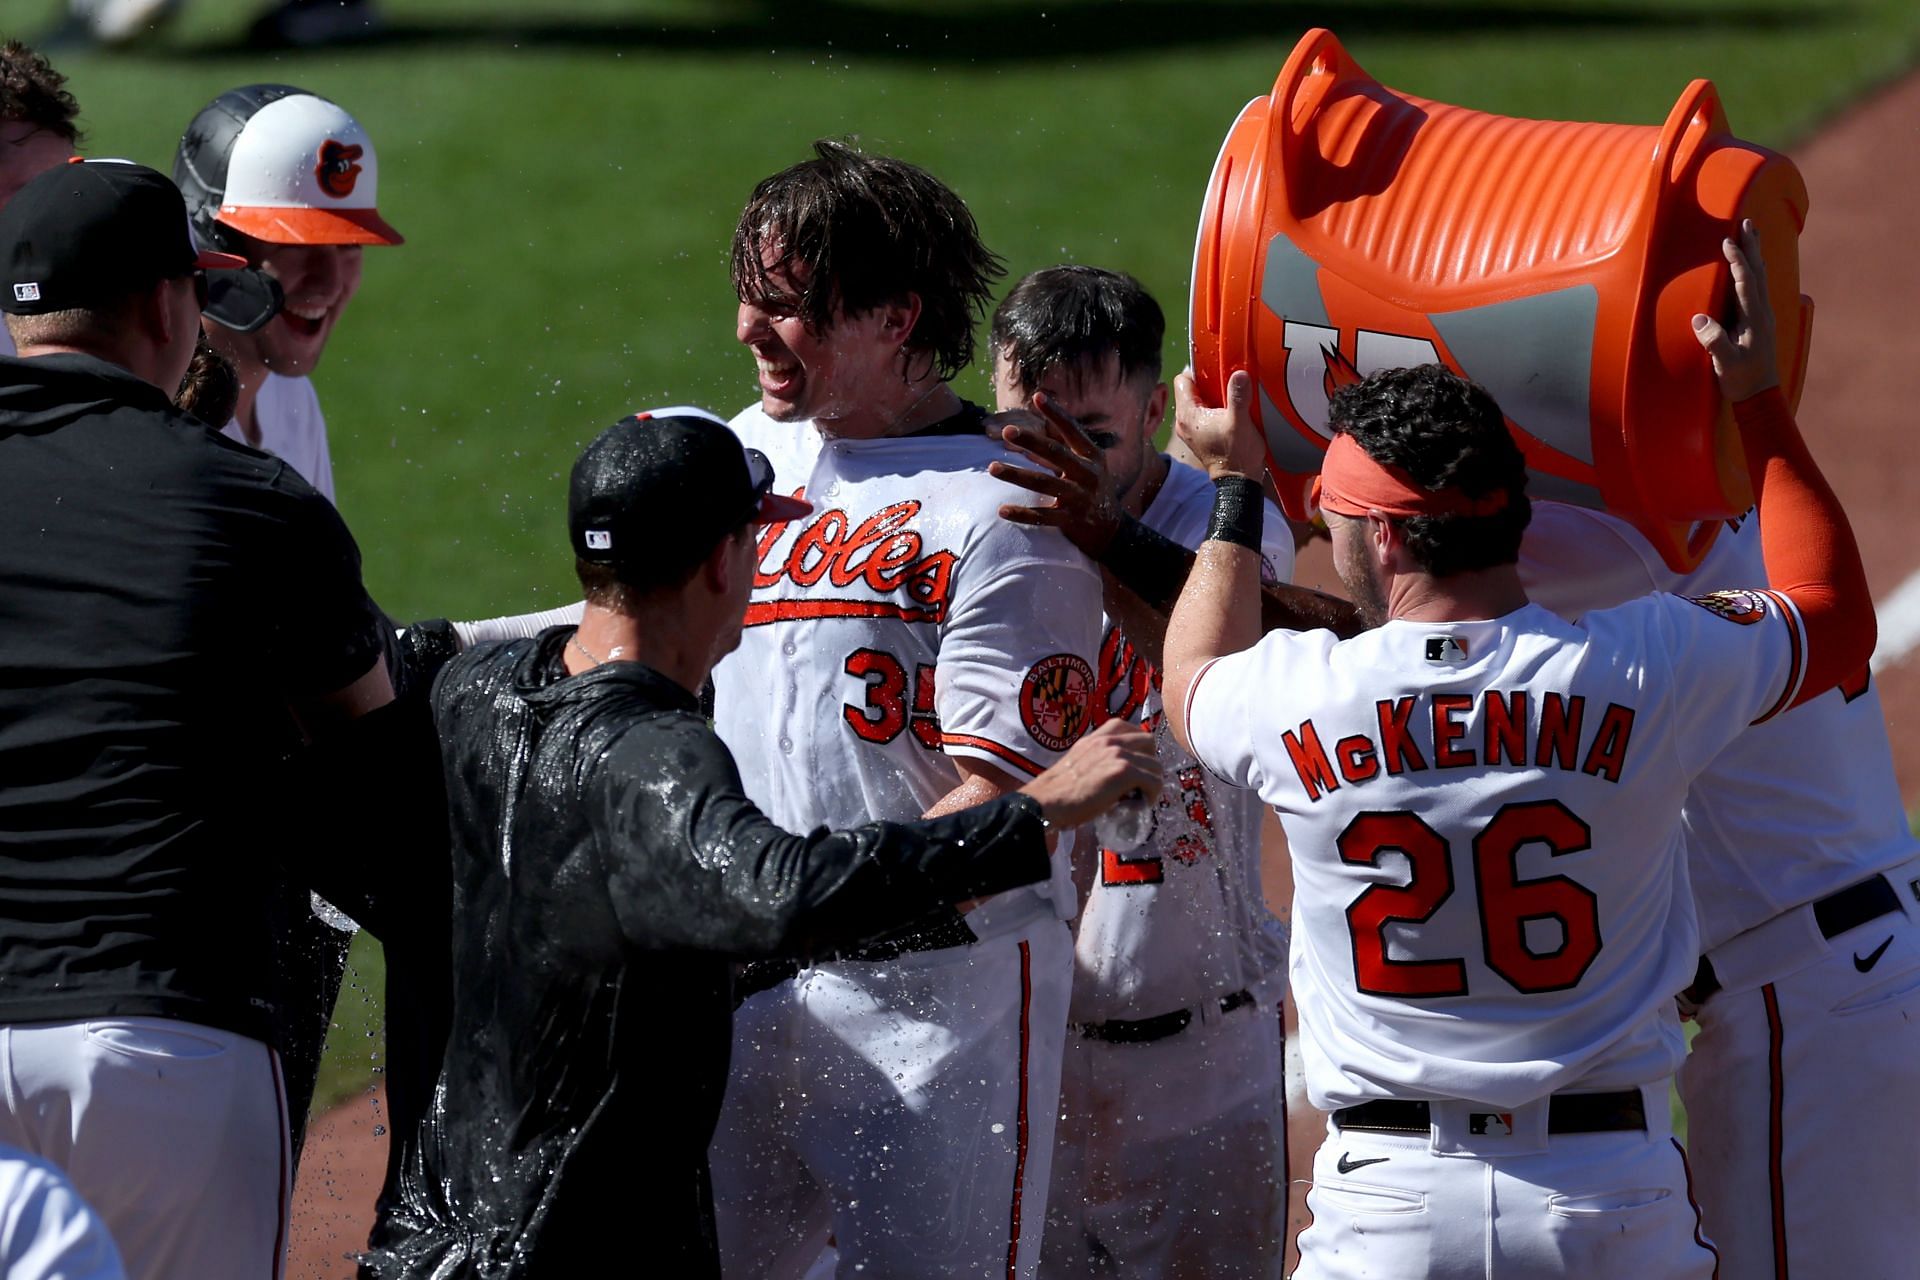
[1339,800,1601,998]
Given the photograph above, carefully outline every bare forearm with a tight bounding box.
[924,767,1019,819]
[1166,539,1263,750]
[1259,583,1366,639]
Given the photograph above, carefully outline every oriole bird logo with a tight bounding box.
[315,140,364,199]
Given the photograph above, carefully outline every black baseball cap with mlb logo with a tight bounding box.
[0,160,245,315]
[569,406,813,583]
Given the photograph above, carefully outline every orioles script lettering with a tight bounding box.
[746,495,958,626]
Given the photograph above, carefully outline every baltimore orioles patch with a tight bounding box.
[1021,653,1095,752]
[1685,588,1770,625]
[315,140,364,199]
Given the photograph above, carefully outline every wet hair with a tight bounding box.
[1327,363,1531,578]
[0,42,81,144]
[990,265,1164,395]
[730,139,1004,383]
[174,337,240,427]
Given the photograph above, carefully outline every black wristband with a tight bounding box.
[1094,515,1193,614]
[1205,475,1264,551]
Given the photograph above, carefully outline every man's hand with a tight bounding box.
[1018,720,1161,830]
[989,394,1126,557]
[1173,367,1267,480]
[1692,218,1780,403]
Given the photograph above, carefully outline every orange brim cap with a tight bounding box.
[216,204,404,246]
[758,493,814,523]
[195,248,249,270]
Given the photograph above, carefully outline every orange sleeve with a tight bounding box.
[1739,389,1876,708]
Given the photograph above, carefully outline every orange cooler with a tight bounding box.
[1190,28,1813,571]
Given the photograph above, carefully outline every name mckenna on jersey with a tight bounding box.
[1283,691,1637,802]
[746,494,956,626]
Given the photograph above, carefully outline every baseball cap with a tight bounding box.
[176,86,402,247]
[0,160,246,315]
[570,407,812,575]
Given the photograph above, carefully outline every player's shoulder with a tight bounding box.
[1140,458,1217,544]
[257,372,323,418]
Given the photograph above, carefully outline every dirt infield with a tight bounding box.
[285,71,1920,1275]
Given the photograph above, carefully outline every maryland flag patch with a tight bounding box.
[1020,653,1095,752]
[1685,589,1770,625]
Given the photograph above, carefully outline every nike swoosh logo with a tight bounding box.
[1855,936,1894,973]
[1336,1153,1390,1174]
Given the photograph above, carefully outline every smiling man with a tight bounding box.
[708,141,1105,1280]
[170,83,406,1160]
[173,83,403,501]
[988,266,1297,1279]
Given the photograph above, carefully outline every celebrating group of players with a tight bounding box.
[1,34,1917,1280]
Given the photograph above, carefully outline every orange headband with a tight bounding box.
[1311,432,1511,520]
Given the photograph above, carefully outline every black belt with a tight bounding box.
[1334,1089,1647,1135]
[734,912,978,1004]
[1684,872,1902,1007]
[1077,988,1254,1045]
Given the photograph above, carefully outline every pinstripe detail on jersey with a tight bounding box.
[1673,1137,1722,1278]
[1004,939,1034,1279]
[1183,657,1229,781]
[1752,590,1806,724]
[270,1049,290,1280]
[940,733,1046,778]
[744,598,947,627]
[1764,983,1789,1278]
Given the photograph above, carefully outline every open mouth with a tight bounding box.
[280,305,329,338]
[755,354,801,397]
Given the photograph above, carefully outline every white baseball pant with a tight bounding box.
[0,1018,289,1280]
[712,915,1072,1280]
[1679,856,1920,1279]
[1041,997,1286,1279]
[1297,1084,1717,1280]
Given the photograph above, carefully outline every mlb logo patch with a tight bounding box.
[12,283,40,303]
[1425,636,1468,664]
[1469,1112,1514,1136]
[585,530,612,550]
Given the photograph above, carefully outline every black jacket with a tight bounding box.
[363,630,1051,1278]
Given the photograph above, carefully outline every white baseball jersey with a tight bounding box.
[0,1143,126,1280]
[1521,502,1918,951]
[222,373,335,502]
[1072,459,1294,1022]
[712,403,1104,928]
[1185,593,1807,1110]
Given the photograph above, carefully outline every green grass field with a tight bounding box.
[21,0,1920,1112]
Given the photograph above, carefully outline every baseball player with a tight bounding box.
[361,407,1160,1280]
[986,266,1294,1278]
[175,82,403,502]
[1512,340,1920,1271]
[705,141,1104,1279]
[1161,226,1876,1277]
[0,158,399,1280]
[0,41,79,358]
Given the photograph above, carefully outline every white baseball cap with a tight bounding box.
[213,94,402,246]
